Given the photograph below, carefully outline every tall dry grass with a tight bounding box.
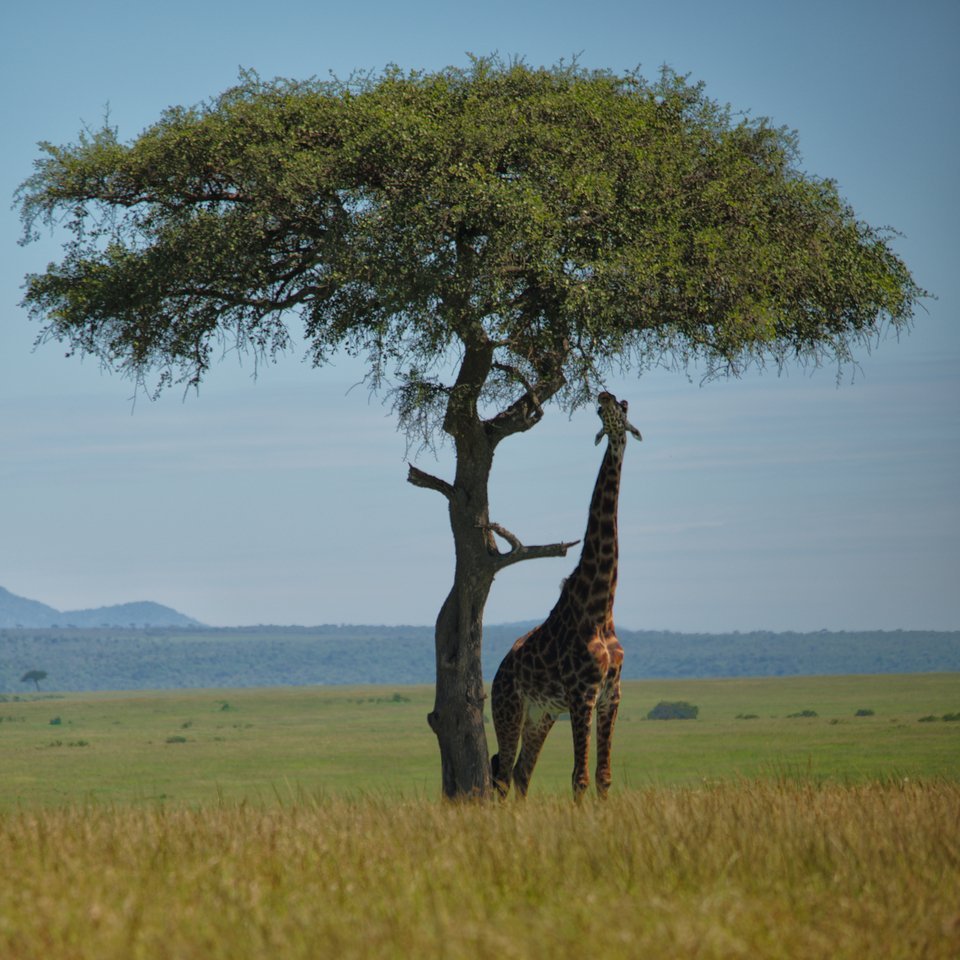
[1,781,957,959]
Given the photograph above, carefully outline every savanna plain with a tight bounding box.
[1,674,958,958]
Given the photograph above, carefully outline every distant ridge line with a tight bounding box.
[0,586,202,629]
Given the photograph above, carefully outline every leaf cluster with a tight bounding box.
[17,58,925,437]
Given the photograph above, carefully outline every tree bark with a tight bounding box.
[426,398,498,799]
[427,561,495,799]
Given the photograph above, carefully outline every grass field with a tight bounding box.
[1,675,958,958]
[1,674,958,807]
[1,782,957,958]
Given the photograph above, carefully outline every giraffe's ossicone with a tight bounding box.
[490,392,640,800]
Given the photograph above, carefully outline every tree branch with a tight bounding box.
[484,378,562,444]
[407,463,455,500]
[442,326,494,438]
[484,345,569,447]
[483,521,580,571]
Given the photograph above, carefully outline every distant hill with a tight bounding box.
[0,587,61,627]
[0,586,202,629]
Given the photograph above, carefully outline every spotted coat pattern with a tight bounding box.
[490,392,639,800]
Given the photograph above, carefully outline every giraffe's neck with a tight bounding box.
[553,438,625,629]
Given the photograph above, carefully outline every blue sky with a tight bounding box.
[2,0,957,631]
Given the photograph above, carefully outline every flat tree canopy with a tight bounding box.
[16,58,924,797]
[21,670,48,691]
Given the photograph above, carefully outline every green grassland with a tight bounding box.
[2,675,959,958]
[1,673,957,808]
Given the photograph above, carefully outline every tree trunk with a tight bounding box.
[427,571,494,799]
[425,406,499,799]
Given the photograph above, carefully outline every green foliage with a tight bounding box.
[17,58,925,432]
[647,700,699,720]
[787,709,819,718]
[855,708,875,717]
[919,712,960,723]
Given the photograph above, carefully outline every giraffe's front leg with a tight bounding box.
[568,695,597,801]
[595,672,621,799]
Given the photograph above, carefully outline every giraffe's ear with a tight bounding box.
[595,428,605,445]
[627,421,642,441]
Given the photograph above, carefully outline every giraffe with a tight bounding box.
[490,391,640,800]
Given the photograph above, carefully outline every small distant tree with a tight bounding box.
[16,59,925,798]
[21,670,48,691]
[648,700,699,720]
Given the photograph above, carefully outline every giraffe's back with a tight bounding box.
[495,619,620,712]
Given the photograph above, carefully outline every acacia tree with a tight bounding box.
[21,670,48,691]
[17,59,923,798]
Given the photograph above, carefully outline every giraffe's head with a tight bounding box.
[594,391,642,446]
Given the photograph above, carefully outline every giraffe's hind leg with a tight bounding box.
[513,708,556,797]
[490,667,523,798]
[569,690,599,801]
[595,669,622,798]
